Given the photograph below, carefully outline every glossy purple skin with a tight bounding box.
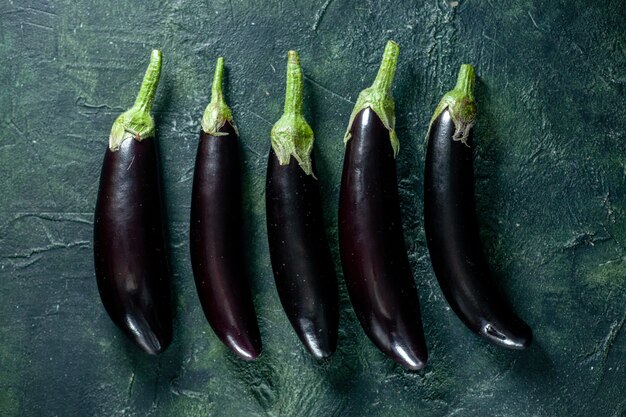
[94,138,172,355]
[424,110,532,349]
[339,108,427,370]
[266,149,339,360]
[190,123,262,361]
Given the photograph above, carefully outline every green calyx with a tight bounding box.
[109,49,162,151]
[270,50,315,177]
[201,57,237,136]
[344,40,400,157]
[428,64,477,146]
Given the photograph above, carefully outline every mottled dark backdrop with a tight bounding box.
[0,0,624,416]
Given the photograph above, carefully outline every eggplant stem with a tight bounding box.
[371,41,400,94]
[343,40,400,157]
[211,57,225,104]
[283,51,303,115]
[109,50,162,151]
[454,64,475,101]
[202,57,236,136]
[427,64,477,146]
[133,50,162,113]
[270,50,315,177]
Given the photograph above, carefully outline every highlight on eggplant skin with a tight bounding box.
[189,58,262,361]
[338,41,428,371]
[424,64,532,350]
[265,50,339,360]
[93,50,173,355]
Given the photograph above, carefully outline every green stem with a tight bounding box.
[283,51,303,115]
[343,40,400,157]
[133,50,162,113]
[201,57,236,136]
[428,64,477,145]
[270,50,315,176]
[454,64,475,102]
[109,50,162,150]
[211,57,225,104]
[371,40,399,94]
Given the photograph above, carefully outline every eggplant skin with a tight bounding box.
[424,110,532,349]
[190,122,262,361]
[94,138,172,355]
[266,149,339,360]
[339,108,427,370]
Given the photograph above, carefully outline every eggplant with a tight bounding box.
[265,51,339,360]
[93,50,172,355]
[190,58,262,360]
[338,41,428,370]
[424,64,532,349]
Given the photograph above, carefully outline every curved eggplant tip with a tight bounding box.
[135,335,169,356]
[388,342,428,371]
[304,339,335,361]
[300,333,337,361]
[481,321,533,350]
[124,315,172,355]
[295,318,337,360]
[224,336,262,361]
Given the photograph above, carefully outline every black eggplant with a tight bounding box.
[190,57,262,360]
[424,64,532,349]
[93,50,172,355]
[265,51,339,360]
[339,41,428,370]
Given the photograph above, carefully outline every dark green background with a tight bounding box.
[1,0,624,416]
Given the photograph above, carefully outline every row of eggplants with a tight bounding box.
[93,41,532,371]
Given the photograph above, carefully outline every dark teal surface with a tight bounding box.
[0,1,625,416]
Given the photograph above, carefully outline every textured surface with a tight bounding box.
[0,0,625,416]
